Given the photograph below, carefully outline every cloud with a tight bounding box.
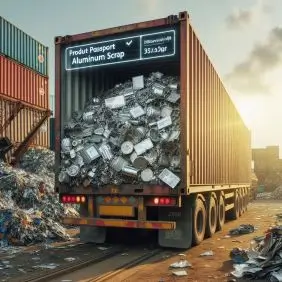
[225,27,282,95]
[225,1,272,29]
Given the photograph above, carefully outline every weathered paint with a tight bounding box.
[0,95,50,150]
[0,54,49,109]
[62,217,176,230]
[0,16,48,76]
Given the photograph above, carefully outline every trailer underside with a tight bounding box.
[62,185,250,248]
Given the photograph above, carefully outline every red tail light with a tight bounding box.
[60,194,87,204]
[149,197,176,206]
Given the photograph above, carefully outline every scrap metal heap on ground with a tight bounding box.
[0,148,78,247]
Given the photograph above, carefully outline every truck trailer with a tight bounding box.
[55,12,251,249]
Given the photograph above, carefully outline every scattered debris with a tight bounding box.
[64,257,76,262]
[170,260,191,268]
[230,225,282,280]
[229,224,255,235]
[33,263,60,269]
[97,246,109,251]
[0,149,79,247]
[200,251,214,257]
[230,248,249,264]
[172,270,188,276]
[272,186,282,200]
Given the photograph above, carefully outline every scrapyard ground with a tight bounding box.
[0,199,281,282]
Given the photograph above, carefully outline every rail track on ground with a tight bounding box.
[17,246,124,282]
[15,245,172,282]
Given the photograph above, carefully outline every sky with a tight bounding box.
[1,0,282,151]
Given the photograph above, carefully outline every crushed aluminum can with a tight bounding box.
[99,143,114,160]
[121,165,139,178]
[94,127,104,135]
[58,171,70,183]
[134,138,154,156]
[61,138,72,152]
[69,149,76,159]
[66,165,80,177]
[133,156,148,169]
[167,91,180,103]
[80,146,100,164]
[132,75,144,90]
[130,105,145,118]
[157,116,172,130]
[105,95,126,109]
[161,106,173,117]
[147,106,161,118]
[158,168,180,189]
[141,168,154,182]
[148,128,160,143]
[111,156,128,172]
[121,141,134,155]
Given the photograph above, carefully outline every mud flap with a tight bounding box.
[158,197,192,249]
[80,226,106,243]
[79,203,106,244]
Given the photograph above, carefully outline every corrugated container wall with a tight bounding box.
[0,96,50,148]
[0,16,48,76]
[56,13,251,187]
[0,54,49,108]
[187,26,251,185]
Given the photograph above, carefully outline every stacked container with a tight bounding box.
[0,16,49,149]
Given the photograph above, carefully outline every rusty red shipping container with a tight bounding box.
[0,54,49,109]
[0,95,50,152]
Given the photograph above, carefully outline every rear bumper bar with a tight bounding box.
[63,217,176,230]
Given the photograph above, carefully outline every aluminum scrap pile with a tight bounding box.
[230,226,282,281]
[0,162,78,246]
[59,72,181,189]
[19,147,55,178]
[272,185,282,200]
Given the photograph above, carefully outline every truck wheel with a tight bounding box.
[239,194,243,216]
[192,198,206,245]
[217,195,225,231]
[206,196,217,237]
[229,192,239,220]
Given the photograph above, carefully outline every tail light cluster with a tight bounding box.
[147,197,177,206]
[60,194,86,204]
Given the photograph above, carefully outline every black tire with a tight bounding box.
[206,196,217,238]
[229,192,240,220]
[239,194,243,216]
[217,195,225,231]
[242,190,247,213]
[192,198,206,245]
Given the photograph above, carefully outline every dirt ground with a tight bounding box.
[0,200,281,282]
[128,199,282,282]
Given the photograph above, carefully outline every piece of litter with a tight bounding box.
[121,253,129,256]
[31,257,41,261]
[172,270,188,276]
[200,251,214,256]
[170,260,191,268]
[178,253,186,257]
[223,235,231,239]
[218,246,225,249]
[64,257,76,262]
[97,247,109,251]
[34,263,60,269]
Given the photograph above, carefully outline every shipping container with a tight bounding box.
[0,94,50,162]
[55,12,251,249]
[0,54,49,109]
[0,16,48,76]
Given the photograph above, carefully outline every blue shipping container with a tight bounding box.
[0,16,48,76]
